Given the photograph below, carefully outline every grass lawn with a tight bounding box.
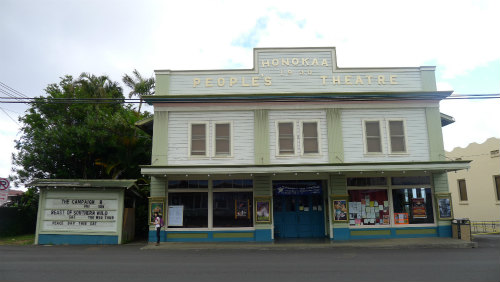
[0,234,35,245]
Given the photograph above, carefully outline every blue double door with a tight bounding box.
[273,192,326,239]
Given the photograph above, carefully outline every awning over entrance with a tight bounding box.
[141,161,470,176]
[27,179,142,197]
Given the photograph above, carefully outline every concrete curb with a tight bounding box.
[141,237,478,250]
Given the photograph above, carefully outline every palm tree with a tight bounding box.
[122,69,155,113]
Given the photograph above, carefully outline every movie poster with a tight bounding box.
[411,198,427,219]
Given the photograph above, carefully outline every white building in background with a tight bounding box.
[447,137,500,221]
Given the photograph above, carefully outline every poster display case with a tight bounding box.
[347,189,390,226]
[436,193,453,220]
[331,195,349,223]
[255,197,272,223]
[149,197,165,225]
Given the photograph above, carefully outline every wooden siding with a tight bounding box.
[150,177,167,198]
[254,109,270,165]
[342,108,430,162]
[268,109,329,164]
[152,111,168,165]
[167,111,254,165]
[432,172,450,194]
[253,175,272,196]
[425,107,446,161]
[330,174,347,195]
[326,108,344,163]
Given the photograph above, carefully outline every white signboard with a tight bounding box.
[43,209,118,221]
[0,189,8,206]
[45,199,118,209]
[168,205,184,227]
[42,220,117,232]
[42,194,119,233]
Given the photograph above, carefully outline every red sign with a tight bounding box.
[0,178,9,190]
[394,213,409,224]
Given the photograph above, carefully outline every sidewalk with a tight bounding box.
[142,237,478,250]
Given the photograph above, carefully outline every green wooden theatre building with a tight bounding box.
[141,47,469,243]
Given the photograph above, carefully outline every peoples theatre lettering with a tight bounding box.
[191,57,398,88]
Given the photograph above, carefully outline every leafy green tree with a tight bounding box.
[12,73,152,185]
[122,69,155,113]
[11,73,153,238]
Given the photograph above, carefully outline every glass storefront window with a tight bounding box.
[168,179,253,228]
[391,176,430,186]
[347,177,387,186]
[168,180,208,189]
[213,192,253,227]
[213,179,252,189]
[168,192,208,228]
[392,188,434,224]
[348,189,389,226]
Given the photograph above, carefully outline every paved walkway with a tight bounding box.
[142,237,477,250]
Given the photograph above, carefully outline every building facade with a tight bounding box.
[141,47,469,242]
[447,137,500,221]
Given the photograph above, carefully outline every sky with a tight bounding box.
[0,0,499,182]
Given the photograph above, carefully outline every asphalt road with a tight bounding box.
[0,235,499,282]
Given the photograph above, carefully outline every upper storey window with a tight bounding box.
[276,120,320,156]
[301,121,319,154]
[190,123,208,157]
[364,120,382,153]
[189,121,233,158]
[363,119,408,155]
[277,122,295,155]
[388,120,407,153]
[214,122,232,157]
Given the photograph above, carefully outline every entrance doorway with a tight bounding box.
[273,180,325,238]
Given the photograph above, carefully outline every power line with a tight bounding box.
[0,107,21,115]
[0,107,19,126]
[0,95,498,104]
[0,93,498,104]
[0,88,19,99]
[0,81,30,98]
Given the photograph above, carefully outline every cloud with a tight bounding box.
[0,0,499,178]
[0,116,20,178]
[441,99,500,151]
[232,17,269,48]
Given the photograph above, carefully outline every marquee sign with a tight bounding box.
[155,47,435,96]
[42,193,119,233]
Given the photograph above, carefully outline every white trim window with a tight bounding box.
[363,120,383,154]
[301,121,320,155]
[387,119,407,154]
[189,122,208,157]
[276,121,296,156]
[458,179,468,202]
[213,122,232,157]
[494,175,500,202]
